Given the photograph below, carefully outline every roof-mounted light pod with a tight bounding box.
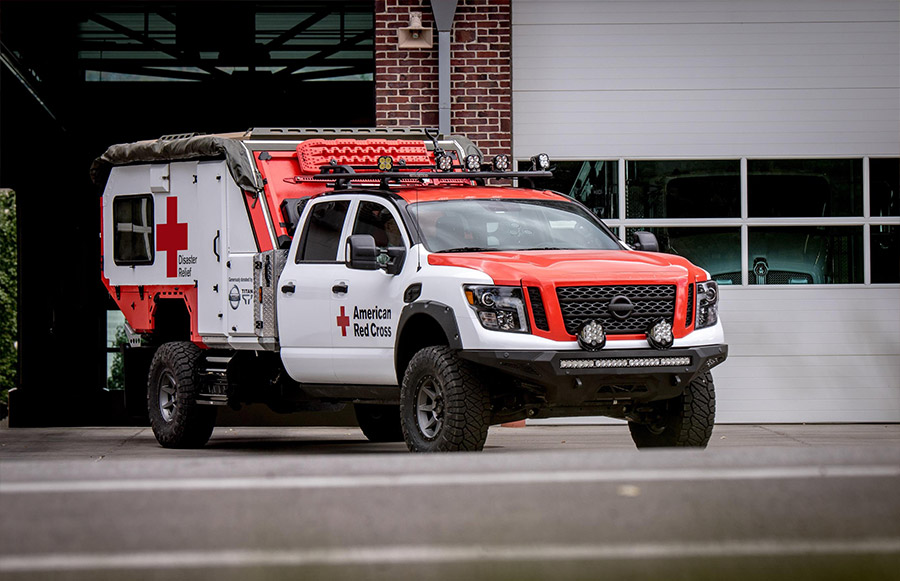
[377,156,394,171]
[465,154,482,172]
[492,154,511,172]
[531,153,551,171]
[435,152,454,172]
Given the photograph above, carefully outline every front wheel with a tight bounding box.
[147,342,217,449]
[400,346,491,452]
[628,371,716,448]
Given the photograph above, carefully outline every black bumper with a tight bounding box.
[458,344,728,406]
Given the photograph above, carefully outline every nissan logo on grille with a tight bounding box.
[608,295,634,320]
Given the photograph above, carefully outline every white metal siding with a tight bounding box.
[512,0,900,159]
[715,286,900,422]
[512,0,900,422]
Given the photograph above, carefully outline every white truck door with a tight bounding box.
[331,198,410,385]
[277,198,353,383]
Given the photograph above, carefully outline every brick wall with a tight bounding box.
[375,0,511,157]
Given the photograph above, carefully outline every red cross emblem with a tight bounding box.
[156,197,188,278]
[336,306,350,337]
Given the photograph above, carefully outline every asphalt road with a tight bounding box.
[1,424,899,580]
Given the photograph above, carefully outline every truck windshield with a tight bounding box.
[408,199,621,253]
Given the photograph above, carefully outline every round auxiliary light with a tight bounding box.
[377,155,394,171]
[492,154,510,172]
[465,154,482,172]
[435,153,454,172]
[578,320,606,351]
[531,153,551,171]
[646,318,674,350]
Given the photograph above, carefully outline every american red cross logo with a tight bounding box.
[336,306,350,337]
[156,197,188,278]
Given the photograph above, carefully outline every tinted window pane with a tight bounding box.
[626,227,741,284]
[748,159,862,217]
[748,226,863,284]
[353,201,404,248]
[625,160,740,219]
[299,200,350,261]
[871,225,899,283]
[521,160,618,219]
[113,195,154,265]
[870,158,899,217]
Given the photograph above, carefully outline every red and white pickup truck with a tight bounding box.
[93,128,727,451]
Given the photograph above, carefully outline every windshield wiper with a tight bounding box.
[520,246,566,251]
[437,246,494,253]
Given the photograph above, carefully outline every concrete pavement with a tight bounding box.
[1,424,898,581]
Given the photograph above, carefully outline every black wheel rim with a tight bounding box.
[415,376,444,439]
[158,370,178,423]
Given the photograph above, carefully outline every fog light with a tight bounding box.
[492,154,510,172]
[578,320,606,351]
[646,318,674,350]
[435,152,454,172]
[465,154,482,172]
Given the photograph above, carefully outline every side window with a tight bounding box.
[113,195,154,265]
[352,201,405,248]
[297,200,351,262]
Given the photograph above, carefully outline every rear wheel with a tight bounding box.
[628,371,716,448]
[147,342,217,449]
[354,404,403,442]
[400,346,490,452]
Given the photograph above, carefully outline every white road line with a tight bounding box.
[2,539,899,572]
[1,465,897,494]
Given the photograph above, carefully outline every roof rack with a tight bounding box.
[309,166,553,190]
[247,127,429,140]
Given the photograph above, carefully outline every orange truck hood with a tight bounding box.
[427,249,708,287]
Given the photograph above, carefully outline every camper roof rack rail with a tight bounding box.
[247,127,430,140]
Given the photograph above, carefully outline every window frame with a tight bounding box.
[520,156,900,286]
[112,193,155,267]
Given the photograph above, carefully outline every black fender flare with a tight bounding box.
[394,300,463,375]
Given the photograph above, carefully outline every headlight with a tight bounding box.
[464,154,483,172]
[464,285,529,333]
[531,153,550,171]
[695,281,719,329]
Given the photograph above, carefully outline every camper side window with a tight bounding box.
[113,195,155,266]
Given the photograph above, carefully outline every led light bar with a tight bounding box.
[559,356,692,370]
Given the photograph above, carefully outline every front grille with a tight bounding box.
[527,287,549,331]
[556,284,676,335]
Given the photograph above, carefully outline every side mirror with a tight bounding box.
[384,246,407,275]
[631,231,659,252]
[346,235,407,275]
[346,235,380,270]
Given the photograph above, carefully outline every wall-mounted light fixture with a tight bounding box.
[398,12,433,49]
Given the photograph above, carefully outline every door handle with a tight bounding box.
[332,283,348,294]
[281,283,296,294]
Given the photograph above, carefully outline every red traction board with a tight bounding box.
[295,139,432,174]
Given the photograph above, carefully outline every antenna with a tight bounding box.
[416,187,422,272]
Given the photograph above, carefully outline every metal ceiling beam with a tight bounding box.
[274,28,373,78]
[87,13,227,80]
[265,10,332,50]
[0,41,62,128]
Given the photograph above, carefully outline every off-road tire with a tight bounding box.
[400,346,491,452]
[628,371,716,448]
[354,404,404,442]
[147,341,217,448]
